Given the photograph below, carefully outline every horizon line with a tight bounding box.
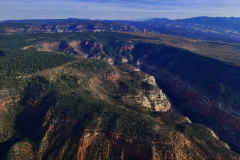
[1,16,240,22]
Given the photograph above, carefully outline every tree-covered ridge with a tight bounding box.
[0,49,75,74]
[0,32,240,158]
[0,32,145,53]
[0,32,144,76]
[0,58,238,159]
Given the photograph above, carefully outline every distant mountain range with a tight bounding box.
[0,19,144,34]
[2,17,240,43]
[115,17,240,43]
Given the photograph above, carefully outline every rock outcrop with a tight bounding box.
[117,64,171,112]
[38,41,114,64]
[137,62,240,153]
[133,89,171,111]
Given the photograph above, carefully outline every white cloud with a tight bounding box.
[0,0,240,20]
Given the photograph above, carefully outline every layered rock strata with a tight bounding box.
[137,62,240,153]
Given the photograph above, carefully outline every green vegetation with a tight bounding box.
[0,49,74,74]
[0,32,239,159]
[69,59,112,73]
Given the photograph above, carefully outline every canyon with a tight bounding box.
[1,31,240,159]
[34,37,240,153]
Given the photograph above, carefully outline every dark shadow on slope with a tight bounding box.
[0,51,4,56]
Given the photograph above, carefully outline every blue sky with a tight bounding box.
[0,0,239,20]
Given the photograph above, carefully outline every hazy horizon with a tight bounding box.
[1,16,240,22]
[0,0,239,21]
